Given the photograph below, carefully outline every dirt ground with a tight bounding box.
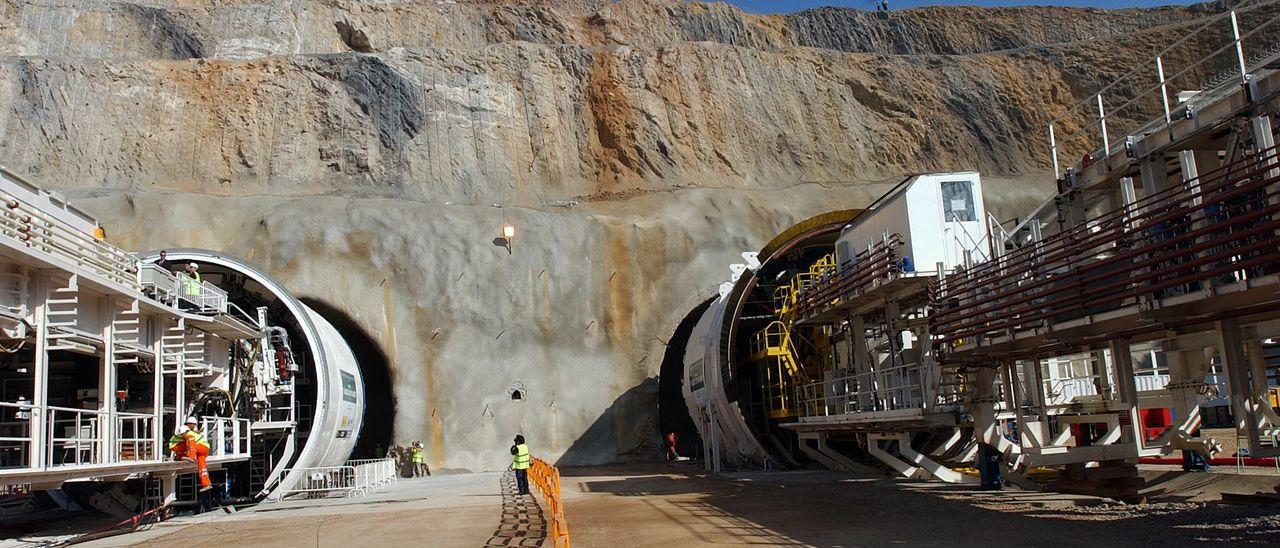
[561,464,1280,547]
[9,463,1279,547]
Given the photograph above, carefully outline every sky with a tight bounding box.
[726,0,1201,12]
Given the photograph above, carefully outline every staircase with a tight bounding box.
[750,321,809,383]
[182,331,209,379]
[159,318,186,375]
[111,299,144,371]
[44,273,80,351]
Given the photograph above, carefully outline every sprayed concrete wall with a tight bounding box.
[0,0,1269,471]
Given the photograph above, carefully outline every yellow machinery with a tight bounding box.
[749,253,840,418]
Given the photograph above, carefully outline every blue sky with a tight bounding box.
[726,1,1200,12]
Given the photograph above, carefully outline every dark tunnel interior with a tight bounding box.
[657,297,715,460]
[299,297,395,459]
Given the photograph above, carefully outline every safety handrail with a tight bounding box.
[797,360,934,418]
[116,412,156,462]
[791,234,903,320]
[200,417,250,458]
[0,401,34,469]
[937,143,1280,346]
[529,458,570,548]
[46,406,104,468]
[1047,3,1280,177]
[749,321,788,357]
[0,190,140,291]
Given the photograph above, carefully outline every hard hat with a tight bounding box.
[185,416,198,424]
[189,263,199,270]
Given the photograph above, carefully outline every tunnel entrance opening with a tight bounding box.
[299,298,395,459]
[657,297,715,461]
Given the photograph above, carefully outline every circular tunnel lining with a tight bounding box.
[143,249,367,494]
[657,297,714,460]
[298,297,394,459]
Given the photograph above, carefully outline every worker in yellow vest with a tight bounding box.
[169,417,212,492]
[410,441,426,478]
[510,434,531,496]
[180,263,202,310]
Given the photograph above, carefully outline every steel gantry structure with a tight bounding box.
[684,4,1280,490]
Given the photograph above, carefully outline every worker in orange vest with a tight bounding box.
[169,417,212,492]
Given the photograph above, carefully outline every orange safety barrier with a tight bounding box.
[529,458,570,548]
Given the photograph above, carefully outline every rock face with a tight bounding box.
[0,0,1272,470]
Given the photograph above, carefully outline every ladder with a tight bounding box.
[44,273,80,351]
[141,476,164,513]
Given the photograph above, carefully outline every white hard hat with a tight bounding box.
[185,416,198,424]
[188,263,199,270]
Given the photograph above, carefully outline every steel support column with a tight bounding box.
[1216,319,1260,452]
[1108,338,1143,448]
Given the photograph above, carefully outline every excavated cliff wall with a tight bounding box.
[0,0,1271,470]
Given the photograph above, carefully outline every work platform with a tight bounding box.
[0,165,290,510]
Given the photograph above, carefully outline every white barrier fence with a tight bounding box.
[348,458,397,493]
[277,458,396,500]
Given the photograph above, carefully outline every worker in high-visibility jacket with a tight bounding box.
[510,434,531,496]
[410,441,426,478]
[169,416,212,492]
[180,263,201,309]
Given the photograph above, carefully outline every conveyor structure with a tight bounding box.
[680,6,1280,489]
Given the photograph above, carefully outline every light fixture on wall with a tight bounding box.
[493,206,515,254]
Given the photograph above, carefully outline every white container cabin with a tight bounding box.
[836,172,988,275]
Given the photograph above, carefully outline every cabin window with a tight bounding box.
[941,181,976,222]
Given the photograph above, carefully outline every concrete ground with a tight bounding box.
[77,471,534,548]
[10,463,1280,547]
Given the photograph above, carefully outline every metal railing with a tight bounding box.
[1136,374,1172,392]
[1043,377,1101,406]
[116,412,156,462]
[529,458,570,548]
[936,142,1280,349]
[46,406,103,468]
[0,174,140,292]
[347,458,397,495]
[1048,3,1280,178]
[201,417,250,459]
[791,234,903,321]
[797,361,927,418]
[0,401,34,470]
[1,403,175,471]
[138,266,229,314]
[749,321,788,357]
[277,458,397,499]
[278,465,359,499]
